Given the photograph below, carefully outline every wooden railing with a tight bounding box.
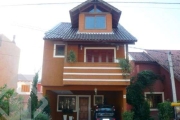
[63,62,130,85]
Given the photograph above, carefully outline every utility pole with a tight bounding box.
[168,51,177,102]
[168,51,177,120]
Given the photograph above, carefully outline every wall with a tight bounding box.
[0,34,20,89]
[42,40,65,86]
[42,40,126,86]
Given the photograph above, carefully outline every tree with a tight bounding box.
[0,85,23,120]
[126,70,160,120]
[38,96,50,116]
[27,72,38,119]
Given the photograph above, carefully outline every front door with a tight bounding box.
[79,96,90,120]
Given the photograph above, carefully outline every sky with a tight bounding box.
[0,0,180,74]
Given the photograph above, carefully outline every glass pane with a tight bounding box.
[85,16,95,29]
[95,16,106,29]
[56,45,65,56]
[96,8,102,13]
[58,96,76,111]
[89,8,95,13]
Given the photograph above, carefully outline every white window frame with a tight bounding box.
[144,92,164,111]
[53,44,65,58]
[57,95,77,112]
[84,47,116,62]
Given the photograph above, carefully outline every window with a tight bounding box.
[94,95,104,106]
[54,44,65,57]
[57,95,77,111]
[85,15,106,29]
[85,48,115,63]
[21,85,30,92]
[145,92,164,110]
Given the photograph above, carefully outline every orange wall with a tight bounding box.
[79,13,112,32]
[42,41,126,86]
[0,34,20,89]
[42,40,65,86]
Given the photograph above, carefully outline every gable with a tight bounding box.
[70,0,121,28]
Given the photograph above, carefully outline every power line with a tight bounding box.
[0,1,180,7]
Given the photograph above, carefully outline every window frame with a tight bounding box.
[53,44,65,58]
[145,92,164,111]
[85,14,106,30]
[57,95,77,112]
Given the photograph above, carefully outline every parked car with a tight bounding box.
[94,104,116,120]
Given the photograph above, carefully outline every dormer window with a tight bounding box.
[85,15,106,29]
[85,6,106,29]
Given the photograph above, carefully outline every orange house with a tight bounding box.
[42,0,137,120]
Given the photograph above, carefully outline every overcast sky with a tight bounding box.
[0,0,180,74]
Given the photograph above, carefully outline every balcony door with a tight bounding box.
[85,48,115,62]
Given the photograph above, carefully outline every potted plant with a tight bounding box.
[67,50,76,62]
[62,108,68,120]
[62,108,73,120]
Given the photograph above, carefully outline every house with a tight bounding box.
[0,34,20,89]
[42,0,137,120]
[129,50,180,119]
[17,74,43,109]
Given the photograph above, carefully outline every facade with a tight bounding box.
[0,34,20,89]
[129,50,180,119]
[17,74,43,109]
[42,0,137,120]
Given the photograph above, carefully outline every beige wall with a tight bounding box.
[0,34,20,89]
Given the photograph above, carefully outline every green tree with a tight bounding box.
[127,71,160,120]
[38,96,50,116]
[0,85,23,120]
[27,72,38,119]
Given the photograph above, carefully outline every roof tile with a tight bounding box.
[44,22,137,43]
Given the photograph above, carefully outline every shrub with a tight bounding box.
[35,112,51,120]
[122,111,134,120]
[158,101,173,120]
[67,50,76,62]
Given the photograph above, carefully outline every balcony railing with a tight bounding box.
[63,62,130,85]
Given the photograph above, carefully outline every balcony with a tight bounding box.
[63,62,130,85]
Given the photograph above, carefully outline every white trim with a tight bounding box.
[63,79,130,81]
[63,73,129,75]
[84,47,116,62]
[53,44,65,58]
[144,92,164,111]
[57,95,77,112]
[64,67,121,69]
[77,95,91,120]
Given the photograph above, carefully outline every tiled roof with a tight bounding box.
[145,50,180,81]
[129,52,155,62]
[18,74,34,82]
[44,22,137,43]
[129,50,180,81]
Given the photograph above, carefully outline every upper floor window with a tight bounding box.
[54,44,65,57]
[85,15,106,29]
[21,85,30,92]
[89,8,102,13]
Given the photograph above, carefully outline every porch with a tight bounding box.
[44,85,127,120]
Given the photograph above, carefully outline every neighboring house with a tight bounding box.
[129,50,180,119]
[42,0,137,120]
[0,34,20,89]
[17,74,43,109]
